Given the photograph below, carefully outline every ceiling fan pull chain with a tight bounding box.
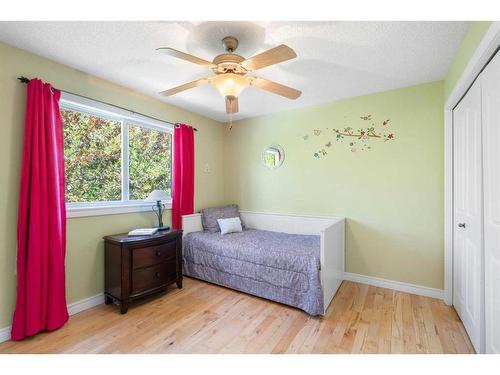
[225,95,234,130]
[229,106,233,130]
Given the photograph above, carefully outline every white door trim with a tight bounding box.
[444,22,500,305]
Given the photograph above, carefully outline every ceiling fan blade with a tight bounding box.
[160,78,210,96]
[156,47,216,68]
[225,96,239,114]
[249,77,301,99]
[241,44,297,71]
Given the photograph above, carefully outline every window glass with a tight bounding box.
[128,124,172,200]
[62,108,122,203]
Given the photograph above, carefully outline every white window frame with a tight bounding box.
[60,92,173,218]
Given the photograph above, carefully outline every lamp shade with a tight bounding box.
[211,73,248,97]
[145,190,169,202]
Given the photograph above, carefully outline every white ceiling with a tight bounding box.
[0,21,468,122]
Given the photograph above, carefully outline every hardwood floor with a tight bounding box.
[0,277,475,354]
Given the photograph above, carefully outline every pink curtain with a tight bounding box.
[11,79,68,340]
[172,124,195,230]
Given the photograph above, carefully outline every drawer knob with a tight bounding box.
[156,251,161,256]
[155,272,161,278]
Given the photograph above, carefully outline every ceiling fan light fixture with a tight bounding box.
[211,73,248,98]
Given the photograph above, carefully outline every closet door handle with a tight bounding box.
[458,223,466,228]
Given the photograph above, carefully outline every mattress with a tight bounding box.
[183,228,324,315]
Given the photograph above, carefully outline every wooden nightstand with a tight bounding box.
[103,229,183,314]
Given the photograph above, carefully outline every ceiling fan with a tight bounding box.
[157,36,301,115]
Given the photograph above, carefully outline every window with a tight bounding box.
[60,93,173,217]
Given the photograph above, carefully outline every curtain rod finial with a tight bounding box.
[175,123,198,132]
[18,76,30,84]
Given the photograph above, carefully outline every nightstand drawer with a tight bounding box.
[133,241,176,269]
[131,260,176,294]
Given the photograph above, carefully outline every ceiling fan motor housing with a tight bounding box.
[212,53,247,74]
[212,36,246,74]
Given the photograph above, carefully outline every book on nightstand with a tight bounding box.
[127,228,159,236]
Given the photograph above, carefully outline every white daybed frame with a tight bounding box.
[182,211,345,315]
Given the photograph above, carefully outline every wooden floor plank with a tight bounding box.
[0,278,475,354]
[390,292,404,353]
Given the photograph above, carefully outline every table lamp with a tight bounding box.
[145,190,170,231]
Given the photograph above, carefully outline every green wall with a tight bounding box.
[224,81,445,289]
[0,42,226,328]
[444,21,491,99]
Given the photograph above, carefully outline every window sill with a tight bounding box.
[66,202,172,218]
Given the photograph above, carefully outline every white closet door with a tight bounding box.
[453,79,483,353]
[481,50,500,354]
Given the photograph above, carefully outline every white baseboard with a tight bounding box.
[343,272,444,300]
[0,326,11,344]
[0,293,104,344]
[67,293,104,316]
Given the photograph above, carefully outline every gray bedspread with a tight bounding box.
[183,229,324,315]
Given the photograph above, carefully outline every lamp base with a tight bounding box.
[156,226,170,231]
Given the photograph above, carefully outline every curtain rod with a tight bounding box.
[17,76,198,131]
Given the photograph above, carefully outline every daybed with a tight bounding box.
[182,210,345,315]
